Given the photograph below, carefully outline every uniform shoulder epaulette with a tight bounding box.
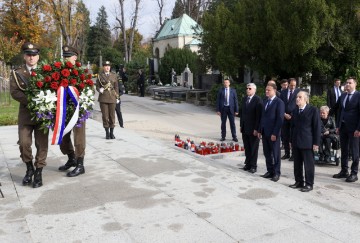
[12,65,23,71]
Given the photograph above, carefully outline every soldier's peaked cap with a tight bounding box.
[22,42,40,55]
[62,45,79,57]
[103,61,111,66]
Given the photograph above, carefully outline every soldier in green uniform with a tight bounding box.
[58,45,86,177]
[96,61,119,139]
[10,42,49,188]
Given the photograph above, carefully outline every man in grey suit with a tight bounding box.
[216,78,239,142]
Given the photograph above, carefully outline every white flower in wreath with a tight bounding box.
[32,90,46,104]
[44,90,57,104]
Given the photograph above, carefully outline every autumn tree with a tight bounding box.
[0,33,24,63]
[0,0,46,43]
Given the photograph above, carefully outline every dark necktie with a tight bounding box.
[246,97,250,105]
[299,108,303,114]
[289,90,293,101]
[225,89,229,105]
[265,99,271,110]
[345,94,352,108]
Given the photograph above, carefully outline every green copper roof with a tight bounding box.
[155,14,202,41]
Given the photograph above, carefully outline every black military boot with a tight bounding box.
[58,152,76,171]
[105,128,110,139]
[110,128,115,139]
[67,157,85,177]
[23,161,34,185]
[33,167,43,188]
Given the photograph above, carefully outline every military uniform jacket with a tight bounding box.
[96,72,119,104]
[10,65,36,126]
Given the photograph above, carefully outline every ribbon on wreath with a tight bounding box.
[51,86,80,145]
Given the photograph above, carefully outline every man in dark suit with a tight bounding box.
[259,82,285,182]
[289,91,321,192]
[216,78,239,142]
[280,78,300,161]
[327,78,343,121]
[333,78,360,182]
[240,83,263,173]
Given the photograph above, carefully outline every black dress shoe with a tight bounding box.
[345,174,358,182]
[232,138,238,142]
[301,185,313,192]
[220,138,225,141]
[281,154,290,160]
[242,166,250,171]
[261,172,273,178]
[333,171,349,179]
[289,182,304,189]
[249,168,257,174]
[271,174,280,182]
[288,155,294,161]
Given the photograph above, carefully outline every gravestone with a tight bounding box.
[180,64,193,88]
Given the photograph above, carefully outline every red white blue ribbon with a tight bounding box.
[51,86,80,145]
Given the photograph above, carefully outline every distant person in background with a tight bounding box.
[327,78,343,121]
[280,79,288,91]
[318,106,336,163]
[96,61,119,139]
[137,69,145,97]
[216,78,239,142]
[121,67,128,94]
[115,81,125,128]
[280,78,300,161]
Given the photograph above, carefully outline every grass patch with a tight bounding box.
[0,93,18,126]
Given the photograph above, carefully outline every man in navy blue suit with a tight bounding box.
[240,83,263,173]
[280,78,300,161]
[333,77,360,182]
[216,78,239,142]
[289,91,321,192]
[259,82,285,182]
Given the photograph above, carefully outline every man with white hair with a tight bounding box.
[240,83,263,173]
[289,91,321,192]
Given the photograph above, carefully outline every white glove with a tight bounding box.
[116,99,120,104]
[99,88,104,94]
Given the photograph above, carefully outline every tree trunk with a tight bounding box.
[116,0,128,63]
[128,0,140,62]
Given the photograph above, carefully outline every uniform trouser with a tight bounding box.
[115,103,123,127]
[242,132,260,169]
[293,147,315,186]
[340,127,359,175]
[60,121,86,159]
[100,102,116,128]
[262,135,281,176]
[19,124,49,168]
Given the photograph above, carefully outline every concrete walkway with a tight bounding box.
[1,96,360,242]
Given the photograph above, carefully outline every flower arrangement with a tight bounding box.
[26,60,95,136]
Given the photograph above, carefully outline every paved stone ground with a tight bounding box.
[1,94,360,243]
